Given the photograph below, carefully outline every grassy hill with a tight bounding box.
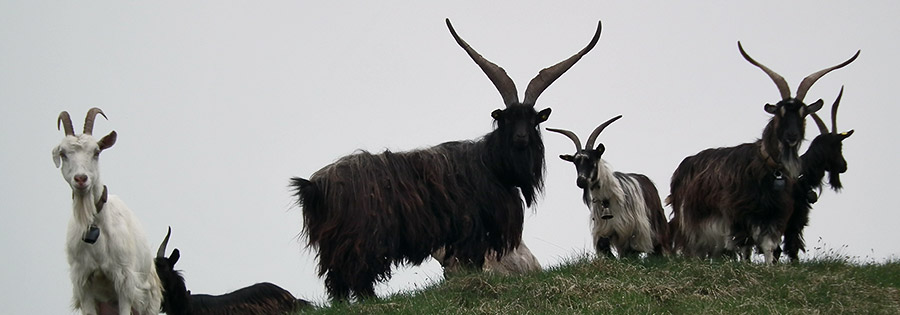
[299,254,899,314]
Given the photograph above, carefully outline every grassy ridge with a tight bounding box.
[300,256,900,314]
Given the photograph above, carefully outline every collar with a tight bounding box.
[95,185,108,214]
[758,144,781,170]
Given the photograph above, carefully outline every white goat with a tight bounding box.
[53,108,162,315]
[432,242,541,275]
[547,116,670,258]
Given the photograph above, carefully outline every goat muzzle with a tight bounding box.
[600,208,613,220]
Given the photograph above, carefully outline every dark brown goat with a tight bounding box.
[780,87,854,262]
[669,42,858,264]
[290,19,602,301]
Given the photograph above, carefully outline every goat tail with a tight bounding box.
[289,177,318,207]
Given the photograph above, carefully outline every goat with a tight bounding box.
[52,108,162,314]
[289,18,601,300]
[432,241,541,275]
[547,115,670,258]
[154,228,311,314]
[668,42,858,264]
[779,87,854,262]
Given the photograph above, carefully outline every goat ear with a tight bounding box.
[170,249,180,265]
[595,143,606,154]
[97,131,117,151]
[840,129,854,139]
[764,104,778,114]
[491,109,504,120]
[806,99,824,114]
[559,154,574,162]
[537,108,552,123]
[52,147,61,168]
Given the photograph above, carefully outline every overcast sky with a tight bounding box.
[2,1,898,313]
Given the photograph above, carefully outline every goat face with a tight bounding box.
[765,98,822,150]
[493,105,551,149]
[52,109,117,195]
[560,146,603,189]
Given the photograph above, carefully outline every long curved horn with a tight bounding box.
[446,19,519,107]
[57,111,75,136]
[810,113,829,135]
[831,86,844,133]
[738,41,791,101]
[83,107,108,135]
[545,128,582,152]
[157,226,172,258]
[795,51,859,102]
[523,21,602,106]
[585,115,623,150]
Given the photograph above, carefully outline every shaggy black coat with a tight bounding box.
[781,131,851,261]
[291,105,547,300]
[669,117,798,261]
[155,249,310,315]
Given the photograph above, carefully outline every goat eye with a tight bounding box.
[93,150,100,158]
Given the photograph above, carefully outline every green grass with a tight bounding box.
[298,255,900,314]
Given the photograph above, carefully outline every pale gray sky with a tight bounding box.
[2,1,898,313]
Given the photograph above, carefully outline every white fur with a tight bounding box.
[588,160,657,257]
[55,132,162,315]
[432,242,541,275]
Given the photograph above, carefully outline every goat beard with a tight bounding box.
[828,171,843,191]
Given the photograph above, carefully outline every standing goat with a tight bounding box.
[154,228,311,314]
[780,87,854,262]
[290,18,601,300]
[53,108,162,314]
[432,241,541,275]
[547,115,670,258]
[668,42,858,264]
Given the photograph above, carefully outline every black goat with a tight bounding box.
[780,87,854,262]
[547,115,670,258]
[668,42,858,264]
[290,19,602,300]
[154,228,311,314]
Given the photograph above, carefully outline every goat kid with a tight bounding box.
[548,115,670,258]
[290,19,602,300]
[668,43,858,264]
[780,87,854,262]
[53,108,162,315]
[154,228,311,315]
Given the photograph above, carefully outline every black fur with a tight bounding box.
[669,98,817,262]
[155,248,311,315]
[781,130,852,261]
[290,104,548,301]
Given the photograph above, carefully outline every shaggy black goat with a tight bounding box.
[290,18,602,300]
[154,228,310,314]
[547,115,670,258]
[779,87,854,262]
[668,42,858,264]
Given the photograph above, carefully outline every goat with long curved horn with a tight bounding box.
[83,107,108,135]
[58,111,75,136]
[548,115,671,258]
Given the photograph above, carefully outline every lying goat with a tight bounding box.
[432,241,541,275]
[548,115,670,258]
[154,228,311,314]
